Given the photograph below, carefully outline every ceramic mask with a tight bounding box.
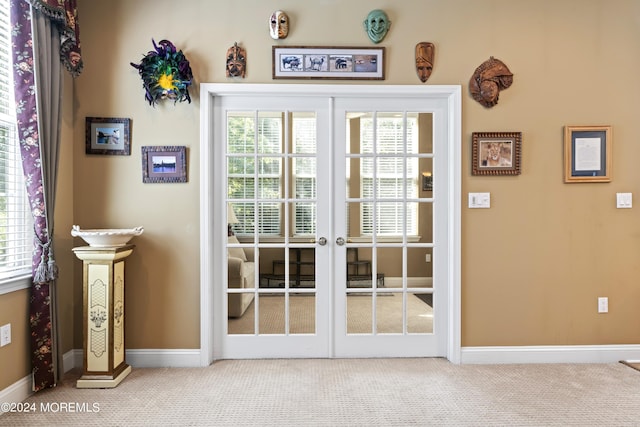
[363,9,391,44]
[269,10,289,39]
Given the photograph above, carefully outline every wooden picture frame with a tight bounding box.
[85,117,131,155]
[272,46,385,80]
[471,132,522,176]
[564,125,612,183]
[141,146,187,183]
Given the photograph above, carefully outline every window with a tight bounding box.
[360,114,419,236]
[0,0,32,286]
[227,111,318,238]
[227,112,282,236]
[292,114,316,236]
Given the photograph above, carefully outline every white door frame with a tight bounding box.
[199,84,462,365]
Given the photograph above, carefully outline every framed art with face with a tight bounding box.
[472,132,522,176]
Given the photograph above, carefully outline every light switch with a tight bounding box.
[0,323,10,347]
[616,193,632,209]
[468,192,490,208]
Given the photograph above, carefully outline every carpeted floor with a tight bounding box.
[228,293,433,335]
[2,359,640,426]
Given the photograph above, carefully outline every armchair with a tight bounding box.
[228,235,255,317]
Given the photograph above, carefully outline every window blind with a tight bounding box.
[227,113,282,236]
[360,115,419,236]
[293,115,316,235]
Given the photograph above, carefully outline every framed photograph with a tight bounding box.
[141,146,187,183]
[272,46,385,80]
[85,117,131,155]
[471,132,522,176]
[564,125,612,183]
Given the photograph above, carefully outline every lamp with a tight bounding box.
[227,203,239,236]
[422,172,433,191]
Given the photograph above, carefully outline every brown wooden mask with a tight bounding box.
[469,56,513,108]
[226,42,246,78]
[415,42,435,83]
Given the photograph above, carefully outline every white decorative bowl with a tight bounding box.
[71,225,144,247]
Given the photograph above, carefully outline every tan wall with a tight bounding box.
[61,0,640,353]
[0,289,30,389]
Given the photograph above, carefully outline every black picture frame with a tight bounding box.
[85,117,131,155]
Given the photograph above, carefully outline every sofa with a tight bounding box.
[227,235,255,317]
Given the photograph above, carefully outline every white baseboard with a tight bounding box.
[62,348,203,370]
[0,374,31,406]
[461,344,640,364]
[125,349,203,368]
[63,348,83,372]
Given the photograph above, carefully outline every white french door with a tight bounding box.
[201,84,461,362]
[219,95,332,358]
[333,97,447,357]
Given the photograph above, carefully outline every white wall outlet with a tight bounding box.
[468,192,490,208]
[0,323,11,347]
[616,193,632,208]
[425,254,431,263]
[598,297,608,313]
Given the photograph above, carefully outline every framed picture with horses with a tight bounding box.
[272,46,384,80]
[471,132,522,176]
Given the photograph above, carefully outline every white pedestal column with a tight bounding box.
[72,245,135,388]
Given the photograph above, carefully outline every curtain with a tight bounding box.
[10,0,82,391]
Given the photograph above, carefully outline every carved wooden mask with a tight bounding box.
[469,56,513,108]
[226,42,246,78]
[415,42,435,83]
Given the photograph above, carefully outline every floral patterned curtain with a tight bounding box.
[25,0,82,76]
[10,0,82,391]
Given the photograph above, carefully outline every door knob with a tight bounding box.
[317,237,327,246]
[336,237,345,246]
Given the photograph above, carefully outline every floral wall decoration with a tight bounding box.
[130,39,193,106]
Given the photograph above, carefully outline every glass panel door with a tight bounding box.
[213,90,451,359]
[333,98,444,357]
[221,96,331,358]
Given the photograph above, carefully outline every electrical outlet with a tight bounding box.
[598,297,608,313]
[425,254,431,263]
[0,323,11,347]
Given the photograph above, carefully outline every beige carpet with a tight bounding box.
[229,293,433,335]
[2,359,640,426]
